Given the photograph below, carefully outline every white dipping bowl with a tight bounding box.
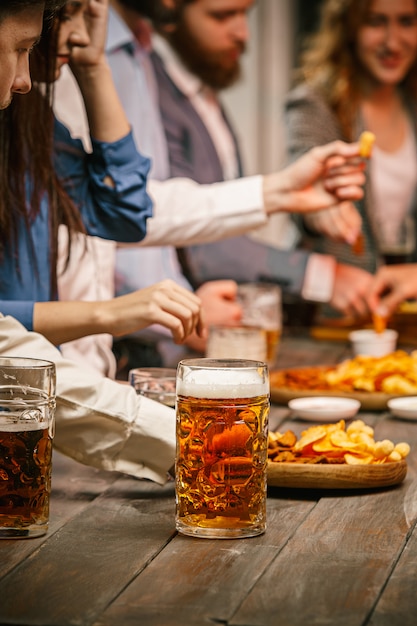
[348,329,398,357]
[388,396,417,420]
[288,396,361,422]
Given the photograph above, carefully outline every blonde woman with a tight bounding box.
[286,0,417,279]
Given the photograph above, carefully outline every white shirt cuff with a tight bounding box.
[301,254,336,302]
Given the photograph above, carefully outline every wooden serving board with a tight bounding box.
[267,459,407,489]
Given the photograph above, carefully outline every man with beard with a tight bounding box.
[148,0,376,319]
[53,0,370,377]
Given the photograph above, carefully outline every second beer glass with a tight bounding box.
[0,357,56,538]
[176,358,269,539]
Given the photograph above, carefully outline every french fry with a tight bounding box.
[352,232,364,255]
[359,130,376,158]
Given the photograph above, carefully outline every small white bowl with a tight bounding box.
[288,396,361,422]
[388,396,417,420]
[349,329,398,357]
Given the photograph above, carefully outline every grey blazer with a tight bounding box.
[151,51,311,297]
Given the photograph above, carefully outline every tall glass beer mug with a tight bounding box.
[237,283,282,367]
[176,358,269,539]
[0,358,56,538]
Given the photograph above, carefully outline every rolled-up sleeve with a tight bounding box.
[54,119,153,243]
[0,315,175,484]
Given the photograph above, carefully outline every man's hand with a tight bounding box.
[263,140,366,221]
[330,263,374,318]
[302,201,362,245]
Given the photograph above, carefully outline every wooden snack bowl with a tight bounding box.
[267,459,407,489]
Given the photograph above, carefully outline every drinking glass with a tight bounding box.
[0,357,56,538]
[376,214,415,265]
[175,358,269,539]
[129,367,176,407]
[237,282,282,367]
[206,325,267,362]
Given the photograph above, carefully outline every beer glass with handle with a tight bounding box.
[0,357,56,538]
[176,358,269,539]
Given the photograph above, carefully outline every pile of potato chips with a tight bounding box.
[271,351,417,395]
[325,351,417,394]
[268,420,410,465]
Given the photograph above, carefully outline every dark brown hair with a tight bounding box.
[0,4,85,296]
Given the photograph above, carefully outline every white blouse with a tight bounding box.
[370,127,417,251]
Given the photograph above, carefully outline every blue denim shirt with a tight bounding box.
[0,118,152,329]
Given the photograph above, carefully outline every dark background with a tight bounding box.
[294,0,323,61]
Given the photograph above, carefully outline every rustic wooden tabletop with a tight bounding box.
[1,336,417,626]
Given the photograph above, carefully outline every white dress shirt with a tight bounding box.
[53,8,265,376]
[0,314,175,484]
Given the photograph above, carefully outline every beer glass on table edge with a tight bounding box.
[176,358,269,539]
[206,325,267,363]
[0,357,56,539]
[237,283,282,367]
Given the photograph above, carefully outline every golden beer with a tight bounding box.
[176,359,269,538]
[0,422,52,537]
[0,358,55,539]
[265,328,281,367]
[237,283,282,367]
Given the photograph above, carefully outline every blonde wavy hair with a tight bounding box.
[297,0,417,139]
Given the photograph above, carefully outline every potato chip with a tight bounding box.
[344,453,374,465]
[268,420,410,465]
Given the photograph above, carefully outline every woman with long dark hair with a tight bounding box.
[0,0,203,348]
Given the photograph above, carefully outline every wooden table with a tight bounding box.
[2,336,417,626]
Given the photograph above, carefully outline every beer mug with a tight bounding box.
[175,358,269,539]
[237,282,282,367]
[129,367,176,407]
[0,357,56,538]
[206,325,267,362]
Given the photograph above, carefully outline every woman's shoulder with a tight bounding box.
[285,82,330,110]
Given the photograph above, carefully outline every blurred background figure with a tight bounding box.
[54,0,368,377]
[285,0,417,322]
[149,0,373,325]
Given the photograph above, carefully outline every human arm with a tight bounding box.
[55,119,152,243]
[367,264,417,316]
[67,0,130,143]
[0,314,175,484]
[262,140,365,220]
[141,141,365,248]
[32,279,204,346]
[294,201,362,245]
[329,263,374,318]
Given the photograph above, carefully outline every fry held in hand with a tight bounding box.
[359,131,376,158]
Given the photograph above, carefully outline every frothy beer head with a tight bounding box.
[177,360,269,399]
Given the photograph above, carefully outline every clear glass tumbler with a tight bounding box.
[237,282,282,367]
[129,367,176,407]
[0,357,56,538]
[175,358,269,539]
